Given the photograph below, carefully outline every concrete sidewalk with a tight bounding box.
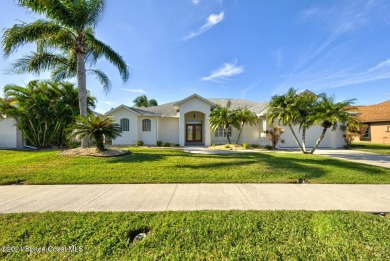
[1,184,389,213]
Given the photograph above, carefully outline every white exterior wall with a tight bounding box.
[210,119,262,145]
[0,118,17,148]
[158,118,179,144]
[138,117,158,145]
[278,124,345,148]
[178,97,212,146]
[109,108,138,145]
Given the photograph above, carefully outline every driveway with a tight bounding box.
[314,149,390,168]
[183,147,390,168]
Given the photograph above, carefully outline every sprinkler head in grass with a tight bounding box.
[133,233,147,242]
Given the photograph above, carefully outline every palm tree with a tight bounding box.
[310,94,356,154]
[2,0,129,147]
[209,100,234,144]
[232,108,258,144]
[133,95,158,107]
[295,92,317,152]
[267,88,305,152]
[70,115,122,152]
[2,80,96,147]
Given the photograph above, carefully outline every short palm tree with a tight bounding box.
[267,88,304,152]
[2,0,129,147]
[133,95,158,107]
[209,100,234,144]
[232,108,258,144]
[310,94,356,154]
[70,115,122,152]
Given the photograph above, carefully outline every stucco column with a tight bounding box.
[204,114,211,146]
[179,111,185,146]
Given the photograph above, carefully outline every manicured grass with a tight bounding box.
[352,142,390,155]
[0,211,389,260]
[0,147,389,184]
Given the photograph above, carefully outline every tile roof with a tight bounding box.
[136,98,267,117]
[353,100,390,122]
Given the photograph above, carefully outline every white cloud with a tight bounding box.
[183,12,224,40]
[201,61,244,82]
[276,58,390,93]
[121,88,148,94]
[241,80,262,99]
[192,0,200,5]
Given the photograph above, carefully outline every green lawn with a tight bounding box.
[0,211,388,260]
[352,142,390,155]
[0,147,389,184]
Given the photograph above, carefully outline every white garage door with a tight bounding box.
[280,125,337,148]
[0,119,17,148]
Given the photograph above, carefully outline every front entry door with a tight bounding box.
[186,124,202,142]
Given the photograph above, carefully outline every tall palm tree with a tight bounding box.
[209,100,234,144]
[267,88,305,152]
[2,0,129,147]
[232,108,258,144]
[309,94,356,154]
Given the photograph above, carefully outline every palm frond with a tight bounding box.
[8,51,68,75]
[86,32,129,82]
[2,20,74,56]
[87,68,111,93]
[17,0,76,28]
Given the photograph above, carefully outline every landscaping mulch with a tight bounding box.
[60,147,130,157]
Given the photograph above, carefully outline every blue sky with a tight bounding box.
[1,0,390,113]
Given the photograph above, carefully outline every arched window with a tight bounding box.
[142,119,151,132]
[120,118,130,132]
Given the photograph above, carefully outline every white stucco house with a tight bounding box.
[0,116,24,149]
[106,94,345,148]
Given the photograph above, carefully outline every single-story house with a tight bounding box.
[0,116,24,149]
[354,100,390,144]
[107,94,345,148]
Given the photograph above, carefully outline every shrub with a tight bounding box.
[264,125,285,149]
[211,144,216,147]
[251,144,259,148]
[164,142,171,147]
[243,143,249,149]
[69,115,122,152]
[157,141,163,147]
[224,144,230,149]
[136,141,144,146]
[174,144,180,147]
[265,145,274,150]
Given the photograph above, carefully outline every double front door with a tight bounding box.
[186,124,202,142]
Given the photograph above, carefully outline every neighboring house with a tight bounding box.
[107,94,345,148]
[0,116,23,149]
[354,100,390,144]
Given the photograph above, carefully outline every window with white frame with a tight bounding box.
[214,126,232,138]
[142,119,151,132]
[120,118,129,132]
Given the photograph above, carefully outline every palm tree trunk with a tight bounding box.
[288,124,305,153]
[236,122,244,144]
[77,51,88,148]
[301,127,308,153]
[310,127,328,154]
[225,126,231,144]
